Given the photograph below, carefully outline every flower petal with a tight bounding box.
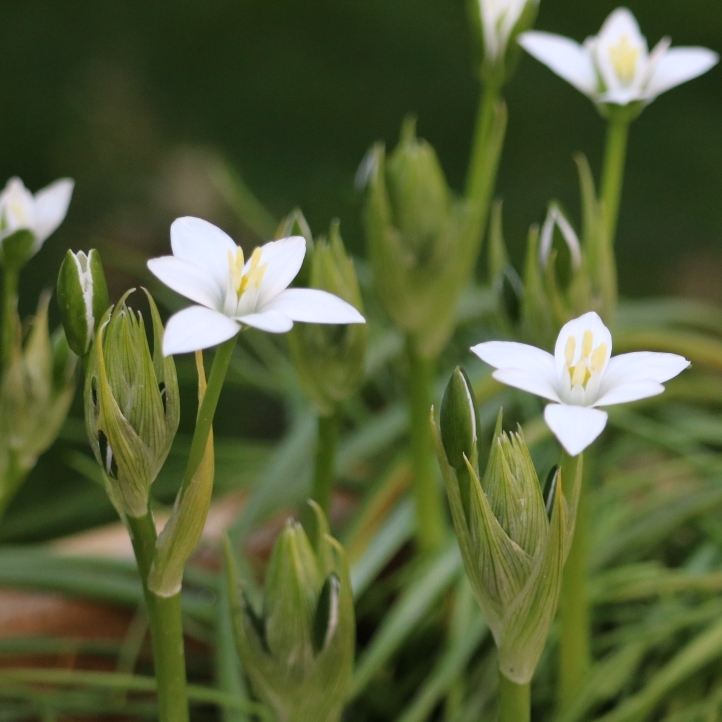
[33,178,74,244]
[255,236,307,306]
[170,216,236,291]
[594,380,664,407]
[237,310,294,333]
[645,47,719,100]
[544,404,608,456]
[472,339,556,372]
[262,288,365,324]
[599,351,689,392]
[147,256,224,310]
[555,312,612,377]
[518,31,598,96]
[163,305,240,356]
[492,368,561,403]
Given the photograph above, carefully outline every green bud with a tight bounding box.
[84,289,179,518]
[57,249,110,356]
[432,409,582,683]
[0,294,77,515]
[225,503,355,722]
[0,230,36,271]
[362,119,479,357]
[288,220,367,414]
[276,207,313,287]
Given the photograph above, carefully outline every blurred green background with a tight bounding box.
[0,0,719,540]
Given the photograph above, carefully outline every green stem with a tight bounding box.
[310,410,339,520]
[599,115,630,249]
[405,337,445,554]
[558,452,590,711]
[499,673,530,722]
[127,512,190,722]
[2,267,18,369]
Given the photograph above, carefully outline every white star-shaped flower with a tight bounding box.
[471,311,690,455]
[518,7,718,106]
[0,176,74,254]
[148,217,365,356]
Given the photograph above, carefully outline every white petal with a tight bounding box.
[163,306,240,356]
[645,47,719,100]
[262,288,365,324]
[599,87,646,105]
[555,312,612,377]
[170,217,236,292]
[492,368,561,403]
[599,351,689,393]
[237,311,294,334]
[594,380,664,407]
[147,256,223,310]
[33,178,74,244]
[518,31,598,95]
[472,339,556,371]
[255,236,307,306]
[544,404,608,456]
[0,178,35,238]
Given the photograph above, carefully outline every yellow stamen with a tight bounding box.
[581,331,593,359]
[238,247,267,295]
[564,337,576,367]
[571,360,589,387]
[609,35,640,84]
[591,343,608,373]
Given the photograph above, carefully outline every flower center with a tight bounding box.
[608,35,640,85]
[565,331,608,389]
[228,246,267,298]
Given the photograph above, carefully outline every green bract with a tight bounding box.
[225,503,355,722]
[362,118,480,358]
[0,295,76,517]
[84,290,179,519]
[434,383,582,684]
[287,218,367,415]
[57,249,110,356]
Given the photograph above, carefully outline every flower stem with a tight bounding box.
[310,410,339,520]
[600,115,630,249]
[405,337,445,554]
[127,512,190,722]
[558,452,590,711]
[499,673,530,722]
[1,267,18,369]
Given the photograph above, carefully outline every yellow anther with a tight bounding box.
[571,360,589,387]
[609,35,640,84]
[564,337,576,367]
[591,343,608,373]
[238,247,268,295]
[581,331,593,359]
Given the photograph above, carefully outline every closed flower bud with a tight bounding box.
[225,503,355,722]
[288,219,367,414]
[362,118,480,358]
[57,249,110,356]
[84,290,179,518]
[0,295,77,516]
[433,409,582,683]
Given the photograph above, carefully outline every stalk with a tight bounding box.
[2,267,18,369]
[558,451,590,711]
[599,115,630,249]
[499,673,530,722]
[405,337,445,554]
[127,512,189,722]
[310,410,339,520]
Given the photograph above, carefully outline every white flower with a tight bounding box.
[519,7,718,106]
[0,176,74,253]
[148,217,366,356]
[539,203,581,271]
[480,0,538,62]
[471,311,689,456]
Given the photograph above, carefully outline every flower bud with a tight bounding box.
[276,207,314,287]
[57,249,110,356]
[433,409,582,683]
[362,119,479,358]
[225,503,355,722]
[84,289,179,518]
[0,295,77,515]
[288,220,367,414]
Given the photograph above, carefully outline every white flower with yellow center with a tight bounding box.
[0,176,74,253]
[148,217,365,356]
[471,312,690,456]
[518,7,718,106]
[479,0,538,62]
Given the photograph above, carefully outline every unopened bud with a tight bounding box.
[84,289,179,518]
[57,249,110,356]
